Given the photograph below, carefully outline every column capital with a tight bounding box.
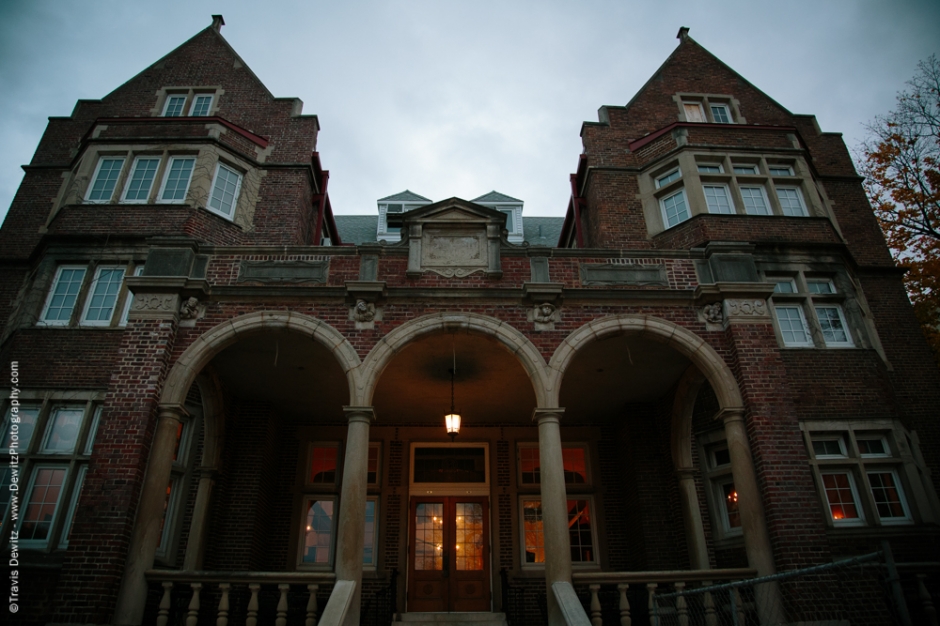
[675,468,697,481]
[532,407,565,424]
[158,404,189,423]
[343,406,376,424]
[715,407,746,425]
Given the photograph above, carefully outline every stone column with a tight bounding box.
[534,408,573,626]
[720,408,785,622]
[183,467,217,570]
[113,405,187,624]
[676,469,710,570]
[335,406,375,626]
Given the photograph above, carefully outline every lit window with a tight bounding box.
[207,163,243,218]
[41,406,84,454]
[815,306,853,346]
[522,498,596,565]
[703,185,734,214]
[189,95,213,116]
[121,157,160,203]
[19,466,68,545]
[774,305,812,346]
[656,169,681,188]
[867,471,911,522]
[519,444,589,485]
[697,164,723,174]
[740,186,770,215]
[300,497,335,565]
[718,479,741,532]
[162,96,186,117]
[309,445,339,485]
[40,266,87,325]
[159,157,196,203]
[2,404,40,449]
[660,189,690,228]
[86,157,125,203]
[683,103,706,123]
[81,266,125,325]
[821,472,864,524]
[710,104,732,123]
[777,187,807,217]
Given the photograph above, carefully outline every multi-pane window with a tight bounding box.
[207,163,243,218]
[697,164,723,174]
[300,497,336,565]
[367,443,381,486]
[740,186,771,215]
[158,157,196,203]
[119,265,146,326]
[804,424,918,527]
[86,157,125,203]
[189,95,213,116]
[162,95,187,117]
[1,397,102,549]
[679,96,737,124]
[309,444,340,485]
[777,187,807,216]
[656,169,681,188]
[769,165,794,176]
[40,266,87,325]
[701,442,741,537]
[81,266,125,325]
[710,104,732,123]
[39,263,139,328]
[661,190,690,228]
[703,185,734,214]
[521,498,596,565]
[122,157,160,202]
[768,272,855,349]
[518,444,589,485]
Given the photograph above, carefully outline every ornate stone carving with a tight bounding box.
[702,302,723,324]
[534,302,556,324]
[421,230,488,277]
[352,299,375,323]
[724,299,769,319]
[179,297,200,320]
[133,294,177,312]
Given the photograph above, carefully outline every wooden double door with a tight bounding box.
[407,496,490,612]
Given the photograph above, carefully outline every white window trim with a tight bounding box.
[820,470,867,526]
[697,163,724,174]
[739,184,772,215]
[155,478,181,558]
[682,102,706,123]
[776,186,808,217]
[162,95,187,117]
[39,265,88,326]
[58,465,88,549]
[84,156,126,204]
[710,104,732,124]
[733,164,760,175]
[703,184,734,215]
[519,495,599,568]
[120,156,160,204]
[811,435,849,459]
[189,94,214,116]
[206,162,243,220]
[156,156,196,204]
[815,304,854,347]
[83,406,103,456]
[409,442,490,495]
[857,436,891,458]
[773,278,798,294]
[40,405,85,454]
[867,468,913,524]
[119,265,146,327]
[655,168,682,189]
[80,265,126,327]
[774,305,813,347]
[807,279,836,294]
[715,475,743,536]
[17,464,70,548]
[297,494,338,569]
[769,165,795,176]
[659,188,690,229]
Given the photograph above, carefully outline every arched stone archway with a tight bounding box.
[357,312,551,407]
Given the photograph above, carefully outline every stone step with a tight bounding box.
[395,612,508,625]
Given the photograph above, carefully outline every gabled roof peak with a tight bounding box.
[472,190,523,204]
[378,190,432,203]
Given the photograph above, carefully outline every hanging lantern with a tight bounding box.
[445,339,461,441]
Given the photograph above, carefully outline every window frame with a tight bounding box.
[39,265,88,326]
[367,442,381,487]
[307,442,342,489]
[819,470,866,526]
[655,168,682,189]
[363,496,379,568]
[519,495,599,568]
[710,104,732,124]
[206,162,243,220]
[815,304,854,347]
[120,156,161,204]
[80,265,126,327]
[17,464,70,548]
[84,156,126,204]
[703,184,734,215]
[774,304,813,347]
[776,186,808,217]
[517,442,592,488]
[189,94,214,117]
[156,156,197,204]
[766,270,856,350]
[739,184,772,215]
[866,469,913,524]
[659,188,690,229]
[57,465,88,549]
[162,95,187,117]
[119,265,146,327]
[297,494,338,569]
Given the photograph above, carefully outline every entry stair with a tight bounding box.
[394,613,508,626]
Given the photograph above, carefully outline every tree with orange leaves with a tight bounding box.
[861,55,940,365]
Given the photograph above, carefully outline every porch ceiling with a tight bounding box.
[559,334,692,423]
[209,329,349,421]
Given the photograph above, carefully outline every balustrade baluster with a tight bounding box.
[157,581,173,626]
[918,574,939,626]
[647,583,658,626]
[186,583,202,626]
[703,590,717,626]
[731,587,745,626]
[246,583,261,626]
[617,583,631,626]
[275,583,290,626]
[306,584,320,626]
[217,583,230,626]
[675,582,688,626]
[589,584,603,626]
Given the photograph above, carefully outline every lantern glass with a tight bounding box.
[445,413,461,436]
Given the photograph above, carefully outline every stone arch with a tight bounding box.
[357,312,551,407]
[547,314,743,410]
[160,311,362,408]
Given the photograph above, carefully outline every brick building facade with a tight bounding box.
[1,16,938,626]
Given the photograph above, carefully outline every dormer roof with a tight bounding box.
[378,190,432,203]
[472,191,523,204]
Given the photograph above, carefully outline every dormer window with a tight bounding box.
[472,191,525,244]
[376,191,432,242]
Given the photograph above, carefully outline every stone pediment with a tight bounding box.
[402,198,504,279]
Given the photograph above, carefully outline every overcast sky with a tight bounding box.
[0,0,938,226]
